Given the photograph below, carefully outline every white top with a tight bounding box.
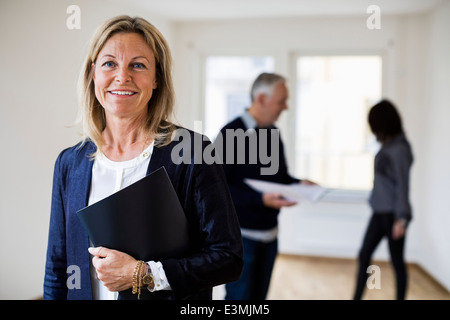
[88,142,171,300]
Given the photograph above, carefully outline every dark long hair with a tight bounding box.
[368,99,404,144]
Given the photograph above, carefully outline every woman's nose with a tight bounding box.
[115,66,131,83]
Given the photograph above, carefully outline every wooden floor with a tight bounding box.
[37,253,450,300]
[264,254,450,300]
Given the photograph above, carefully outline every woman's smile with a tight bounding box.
[108,90,137,96]
[107,89,139,99]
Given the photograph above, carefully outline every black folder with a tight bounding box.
[76,166,190,262]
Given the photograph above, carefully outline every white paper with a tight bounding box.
[244,178,328,203]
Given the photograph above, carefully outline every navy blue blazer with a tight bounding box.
[44,128,243,300]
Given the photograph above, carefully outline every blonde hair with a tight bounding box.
[77,15,176,152]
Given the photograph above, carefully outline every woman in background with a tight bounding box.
[353,99,413,300]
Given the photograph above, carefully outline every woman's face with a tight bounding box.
[93,32,157,121]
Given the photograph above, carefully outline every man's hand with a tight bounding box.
[263,193,297,209]
[300,179,318,186]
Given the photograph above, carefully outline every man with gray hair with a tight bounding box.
[215,72,316,300]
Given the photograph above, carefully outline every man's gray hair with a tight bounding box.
[250,73,286,103]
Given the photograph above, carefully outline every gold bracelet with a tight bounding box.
[137,262,144,300]
[132,260,144,299]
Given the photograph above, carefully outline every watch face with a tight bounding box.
[143,274,154,285]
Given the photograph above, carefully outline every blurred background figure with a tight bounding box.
[353,99,414,300]
[216,73,316,300]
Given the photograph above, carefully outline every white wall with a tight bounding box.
[0,0,173,299]
[417,0,450,291]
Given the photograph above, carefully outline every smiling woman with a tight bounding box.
[92,32,158,160]
[43,15,243,300]
[77,16,176,160]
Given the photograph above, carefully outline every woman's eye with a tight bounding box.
[133,63,145,69]
[102,61,115,68]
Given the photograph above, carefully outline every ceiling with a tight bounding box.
[128,0,445,21]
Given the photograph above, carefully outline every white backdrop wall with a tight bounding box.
[418,0,450,292]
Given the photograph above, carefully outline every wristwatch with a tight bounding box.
[142,263,155,290]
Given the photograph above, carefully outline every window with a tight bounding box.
[294,55,382,190]
[204,56,274,140]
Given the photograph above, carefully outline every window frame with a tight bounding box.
[288,50,387,201]
[200,54,277,140]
